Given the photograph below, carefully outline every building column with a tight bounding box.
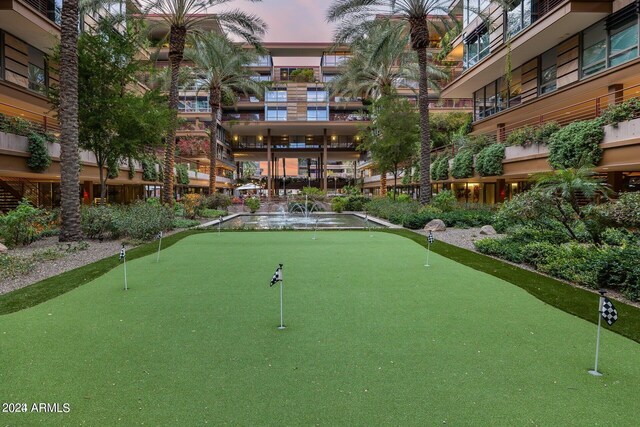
[83,181,93,205]
[608,84,624,107]
[267,129,272,200]
[323,129,328,191]
[607,171,624,195]
[497,123,506,143]
[496,179,506,203]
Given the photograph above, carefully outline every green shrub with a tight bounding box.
[199,209,227,218]
[506,122,560,147]
[343,195,370,211]
[594,192,640,229]
[0,200,48,247]
[430,154,450,181]
[81,205,118,239]
[175,164,190,185]
[474,238,524,263]
[331,197,346,213]
[520,242,560,267]
[600,227,635,246]
[431,190,456,212]
[0,253,34,279]
[26,132,51,172]
[300,187,326,202]
[451,150,474,179]
[535,122,561,145]
[141,157,158,181]
[172,218,200,228]
[600,97,640,127]
[245,197,260,213]
[508,226,570,245]
[115,202,174,240]
[465,135,494,154]
[475,143,505,177]
[202,193,232,210]
[365,198,420,221]
[547,120,604,169]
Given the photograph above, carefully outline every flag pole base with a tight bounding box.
[588,370,602,376]
[277,326,286,330]
[424,264,430,267]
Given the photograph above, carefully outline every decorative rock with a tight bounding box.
[0,243,7,253]
[424,219,446,232]
[479,225,497,235]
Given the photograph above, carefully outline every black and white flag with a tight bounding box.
[119,244,126,261]
[428,231,434,244]
[601,297,618,326]
[270,265,282,287]
[156,231,163,240]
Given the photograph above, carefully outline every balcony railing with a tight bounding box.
[431,83,640,156]
[329,113,370,121]
[222,113,264,121]
[0,101,60,134]
[24,0,61,25]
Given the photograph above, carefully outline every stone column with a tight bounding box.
[323,129,328,191]
[267,129,272,200]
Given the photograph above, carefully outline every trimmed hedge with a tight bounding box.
[450,150,474,179]
[475,143,505,177]
[547,120,604,168]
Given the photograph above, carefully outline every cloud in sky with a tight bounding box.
[232,0,335,42]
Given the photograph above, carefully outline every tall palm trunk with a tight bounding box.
[162,25,187,205]
[380,172,387,196]
[411,21,432,205]
[208,88,221,195]
[58,0,82,241]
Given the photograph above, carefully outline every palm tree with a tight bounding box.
[58,0,82,241]
[141,0,266,204]
[328,0,456,205]
[533,166,611,243]
[185,33,262,194]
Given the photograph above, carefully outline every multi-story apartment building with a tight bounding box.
[438,0,640,204]
[176,42,368,197]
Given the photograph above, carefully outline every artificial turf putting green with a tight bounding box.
[1,231,639,425]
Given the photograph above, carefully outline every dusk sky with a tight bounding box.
[232,0,335,43]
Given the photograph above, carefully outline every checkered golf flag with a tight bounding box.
[601,297,618,326]
[156,231,163,240]
[270,265,282,287]
[428,231,434,244]
[119,244,126,261]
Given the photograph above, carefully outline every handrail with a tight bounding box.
[432,82,640,155]
[0,101,60,133]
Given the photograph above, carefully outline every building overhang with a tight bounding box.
[223,121,367,137]
[441,0,612,98]
[0,0,60,51]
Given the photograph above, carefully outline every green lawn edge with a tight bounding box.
[383,229,640,344]
[0,230,209,315]
[2,228,639,345]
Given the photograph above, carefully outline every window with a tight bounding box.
[464,0,490,27]
[582,21,607,76]
[0,32,4,81]
[322,74,336,83]
[266,107,287,121]
[608,18,638,67]
[307,107,328,121]
[474,88,485,121]
[251,74,271,82]
[508,67,522,108]
[322,52,350,66]
[539,48,557,94]
[506,0,532,39]
[307,88,328,102]
[266,88,287,102]
[463,26,489,69]
[28,46,47,94]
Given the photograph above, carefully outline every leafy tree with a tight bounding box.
[184,33,262,194]
[141,0,267,204]
[50,16,173,203]
[359,96,419,199]
[328,0,457,204]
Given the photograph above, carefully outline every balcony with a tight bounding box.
[0,0,61,51]
[222,113,264,122]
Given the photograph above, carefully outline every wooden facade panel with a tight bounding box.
[557,47,579,66]
[557,35,579,55]
[4,46,28,66]
[4,58,27,78]
[521,59,537,74]
[557,70,579,88]
[522,68,537,84]
[5,70,29,88]
[557,58,578,77]
[3,33,27,55]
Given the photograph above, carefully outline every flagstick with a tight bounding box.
[123,257,128,291]
[589,290,606,376]
[425,242,431,267]
[156,235,162,263]
[278,266,285,330]
[312,218,318,240]
[218,215,222,235]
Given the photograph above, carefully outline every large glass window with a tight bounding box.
[463,27,489,69]
[322,51,350,66]
[266,107,287,121]
[474,88,485,121]
[582,21,607,76]
[608,18,638,67]
[307,88,328,102]
[307,107,328,121]
[28,46,47,94]
[508,67,522,108]
[266,88,287,102]
[506,0,532,39]
[539,48,557,94]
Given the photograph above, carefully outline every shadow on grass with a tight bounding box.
[1,228,639,344]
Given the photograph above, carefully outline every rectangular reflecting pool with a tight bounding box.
[218,214,386,230]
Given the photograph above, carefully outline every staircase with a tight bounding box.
[0,177,40,213]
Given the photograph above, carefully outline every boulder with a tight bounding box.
[479,225,497,235]
[0,243,7,253]
[424,219,446,232]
